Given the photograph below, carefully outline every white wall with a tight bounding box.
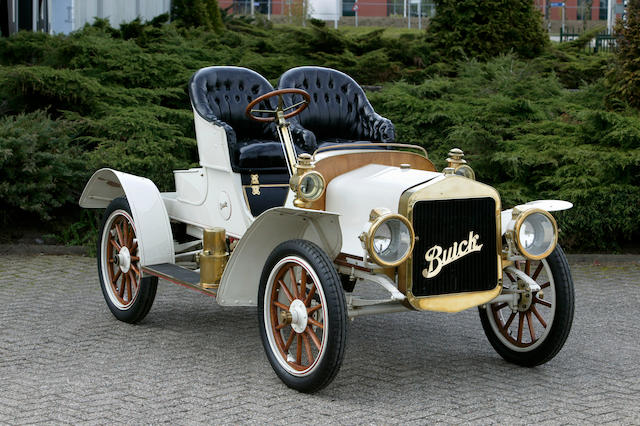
[50,0,170,33]
[308,0,341,21]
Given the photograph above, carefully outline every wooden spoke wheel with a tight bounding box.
[97,197,157,324]
[258,240,347,393]
[479,246,574,366]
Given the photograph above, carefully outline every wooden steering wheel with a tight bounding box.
[245,88,311,123]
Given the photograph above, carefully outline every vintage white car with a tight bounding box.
[80,66,575,393]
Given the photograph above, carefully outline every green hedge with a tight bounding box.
[368,57,640,250]
[0,18,638,251]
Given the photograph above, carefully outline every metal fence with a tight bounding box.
[224,0,624,32]
[559,27,617,52]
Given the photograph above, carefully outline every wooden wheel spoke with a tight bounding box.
[296,334,302,365]
[300,268,307,301]
[531,263,544,280]
[492,302,508,311]
[115,222,125,247]
[531,305,547,328]
[128,270,137,291]
[276,322,288,330]
[130,256,140,262]
[504,311,517,330]
[111,269,122,285]
[540,281,550,289]
[307,304,322,314]
[505,272,516,283]
[517,312,524,343]
[304,284,316,307]
[289,267,299,299]
[130,263,139,276]
[526,311,536,341]
[306,326,321,350]
[119,273,126,298]
[308,317,323,329]
[130,241,138,253]
[128,224,134,247]
[534,297,552,308]
[273,300,289,311]
[110,239,121,251]
[126,274,132,301]
[123,221,129,248]
[284,330,295,352]
[302,332,313,366]
[277,279,294,302]
[525,260,531,276]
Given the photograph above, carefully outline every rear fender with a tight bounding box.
[216,208,342,306]
[79,168,174,266]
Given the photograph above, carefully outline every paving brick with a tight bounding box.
[1,255,639,424]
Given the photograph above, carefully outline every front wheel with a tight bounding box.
[479,246,574,366]
[258,240,348,393]
[97,197,158,324]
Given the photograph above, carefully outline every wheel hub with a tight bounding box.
[117,246,131,273]
[289,299,308,334]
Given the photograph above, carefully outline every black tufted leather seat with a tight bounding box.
[189,66,295,173]
[276,66,396,152]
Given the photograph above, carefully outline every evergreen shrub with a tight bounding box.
[0,111,86,222]
[0,17,637,250]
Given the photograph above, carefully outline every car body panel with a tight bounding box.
[326,163,440,256]
[79,168,175,266]
[216,207,341,306]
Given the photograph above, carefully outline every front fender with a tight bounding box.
[216,207,341,307]
[501,199,573,236]
[79,168,174,266]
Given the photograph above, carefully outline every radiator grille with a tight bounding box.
[411,197,498,297]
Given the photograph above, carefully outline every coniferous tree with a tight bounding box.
[608,0,640,108]
[171,0,223,33]
[425,0,549,61]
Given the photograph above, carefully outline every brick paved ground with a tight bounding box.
[1,254,639,424]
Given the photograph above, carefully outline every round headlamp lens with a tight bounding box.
[299,172,325,201]
[455,165,475,180]
[517,211,557,258]
[373,222,392,253]
[371,217,413,266]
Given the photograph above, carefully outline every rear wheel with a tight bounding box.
[479,246,574,366]
[97,197,157,324]
[258,240,347,393]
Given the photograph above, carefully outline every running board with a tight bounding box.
[142,263,217,298]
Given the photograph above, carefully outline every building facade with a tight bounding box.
[1,0,170,36]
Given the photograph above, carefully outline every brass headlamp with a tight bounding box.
[289,153,326,208]
[505,207,558,260]
[360,208,415,267]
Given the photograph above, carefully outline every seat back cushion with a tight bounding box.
[277,66,377,140]
[189,66,276,140]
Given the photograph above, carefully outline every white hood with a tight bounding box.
[325,164,441,256]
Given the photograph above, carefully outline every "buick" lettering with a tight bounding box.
[422,231,483,278]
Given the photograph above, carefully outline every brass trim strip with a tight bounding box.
[312,143,428,161]
[409,284,501,313]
